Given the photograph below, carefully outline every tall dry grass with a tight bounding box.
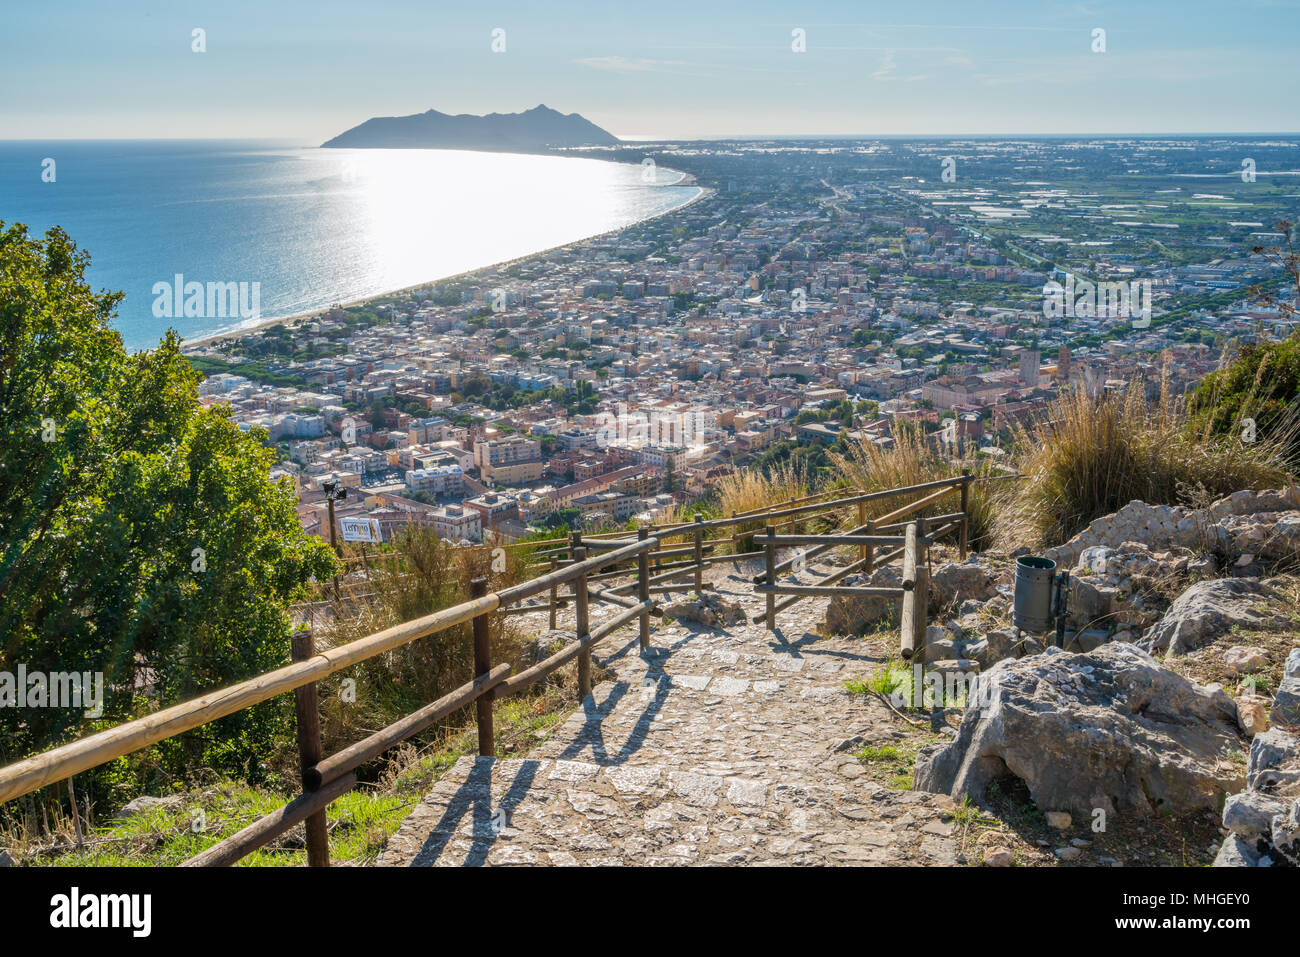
[310,523,534,764]
[995,379,1291,549]
[715,462,812,518]
[654,462,820,552]
[830,421,999,550]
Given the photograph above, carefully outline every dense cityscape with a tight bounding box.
[183,135,1300,546]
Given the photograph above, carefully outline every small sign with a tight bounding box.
[339,517,381,543]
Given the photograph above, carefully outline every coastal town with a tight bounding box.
[182,137,1300,547]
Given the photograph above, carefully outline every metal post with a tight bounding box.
[637,527,651,652]
[764,524,777,631]
[292,627,330,867]
[470,577,494,757]
[573,547,591,700]
[327,495,340,601]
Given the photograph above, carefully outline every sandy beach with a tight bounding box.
[181,174,709,354]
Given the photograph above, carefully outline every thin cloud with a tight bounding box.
[873,50,897,79]
[574,56,699,75]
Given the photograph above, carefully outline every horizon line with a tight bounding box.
[3,130,1300,144]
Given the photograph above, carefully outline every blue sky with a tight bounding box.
[2,0,1297,140]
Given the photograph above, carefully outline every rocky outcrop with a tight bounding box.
[915,643,1247,818]
[1046,489,1300,571]
[930,560,1003,610]
[1212,648,1300,866]
[1274,648,1300,733]
[1140,578,1288,657]
[822,565,904,635]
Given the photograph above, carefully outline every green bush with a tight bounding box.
[0,223,336,807]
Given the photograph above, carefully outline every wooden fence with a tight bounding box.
[0,472,975,865]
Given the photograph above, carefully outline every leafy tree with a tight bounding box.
[0,224,336,793]
[662,457,678,493]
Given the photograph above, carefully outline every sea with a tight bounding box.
[0,140,701,350]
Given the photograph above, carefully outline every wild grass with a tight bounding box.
[845,658,910,698]
[830,420,999,550]
[694,462,825,553]
[994,378,1291,550]
[715,462,811,517]
[311,523,538,773]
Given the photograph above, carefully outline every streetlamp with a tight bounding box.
[323,479,348,601]
[322,479,348,556]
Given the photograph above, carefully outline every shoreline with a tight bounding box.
[181,173,710,353]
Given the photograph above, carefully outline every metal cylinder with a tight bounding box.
[1013,556,1057,634]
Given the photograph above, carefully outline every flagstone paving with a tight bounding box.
[378,561,961,866]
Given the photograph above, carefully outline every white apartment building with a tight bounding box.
[431,503,481,543]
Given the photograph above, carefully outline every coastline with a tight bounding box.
[181,173,710,354]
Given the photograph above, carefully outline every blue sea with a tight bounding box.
[0,140,700,350]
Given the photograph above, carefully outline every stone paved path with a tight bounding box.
[378,561,962,866]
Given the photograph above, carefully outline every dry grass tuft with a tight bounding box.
[831,421,999,550]
[311,523,534,762]
[995,380,1290,550]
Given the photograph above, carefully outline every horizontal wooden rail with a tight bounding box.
[0,534,665,808]
[754,583,906,598]
[0,595,499,806]
[752,543,906,624]
[495,537,656,607]
[751,481,959,584]
[495,599,652,698]
[537,542,713,570]
[697,475,967,532]
[591,586,665,615]
[306,664,511,791]
[587,600,656,644]
[763,534,908,547]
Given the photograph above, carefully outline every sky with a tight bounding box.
[2,0,1298,141]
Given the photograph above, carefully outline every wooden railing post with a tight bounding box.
[573,547,591,700]
[548,555,559,630]
[693,513,705,592]
[900,522,919,661]
[959,470,971,559]
[764,524,777,631]
[637,527,651,652]
[470,578,494,757]
[291,627,330,867]
[914,517,929,664]
[857,500,871,569]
